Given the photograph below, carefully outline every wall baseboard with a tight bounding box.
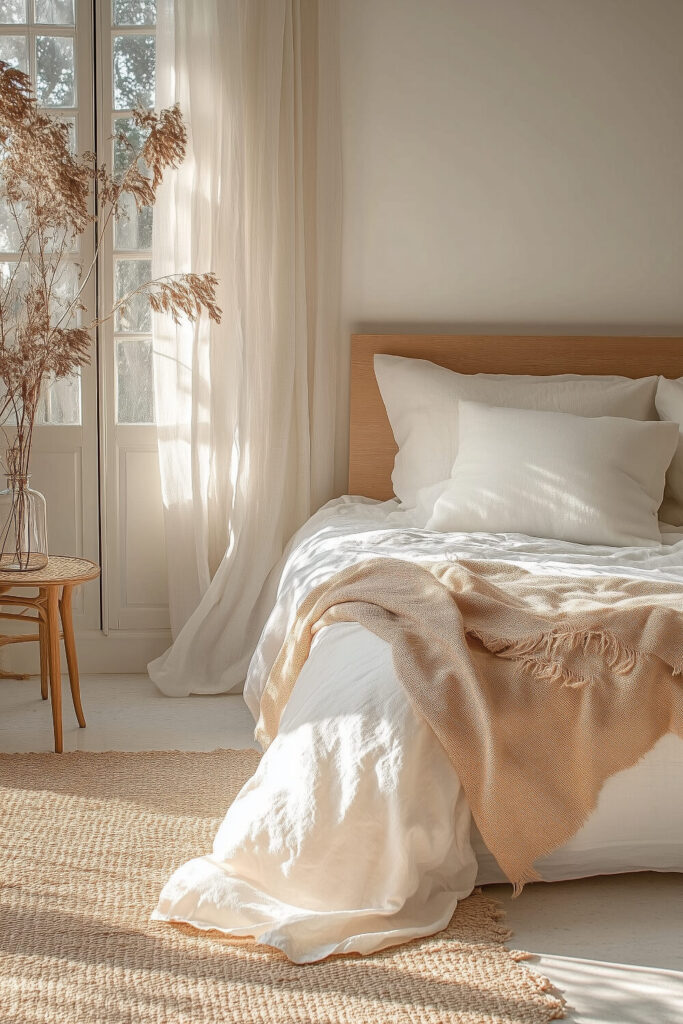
[2,629,172,675]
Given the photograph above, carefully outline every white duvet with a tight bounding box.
[153,498,683,963]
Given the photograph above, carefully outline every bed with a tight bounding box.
[154,333,683,963]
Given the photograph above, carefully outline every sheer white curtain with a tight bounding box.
[149,0,342,695]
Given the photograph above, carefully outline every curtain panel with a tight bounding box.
[149,0,342,695]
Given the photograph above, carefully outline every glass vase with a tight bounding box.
[0,475,48,571]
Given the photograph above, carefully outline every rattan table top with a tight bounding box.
[0,555,100,587]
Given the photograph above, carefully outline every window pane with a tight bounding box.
[0,1,26,24]
[34,0,74,24]
[36,372,81,424]
[0,199,23,252]
[19,259,82,425]
[0,34,28,71]
[43,218,79,253]
[0,259,28,322]
[115,191,152,250]
[113,115,149,173]
[113,0,155,27]
[113,34,155,109]
[116,338,153,423]
[49,258,81,326]
[36,35,75,106]
[115,257,151,332]
[113,118,153,250]
[58,112,76,153]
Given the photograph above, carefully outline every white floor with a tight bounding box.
[1,673,681,1024]
[0,673,259,753]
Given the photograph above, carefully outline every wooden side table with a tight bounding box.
[0,556,100,753]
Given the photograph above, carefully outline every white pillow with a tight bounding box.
[425,402,678,547]
[374,355,659,507]
[654,377,683,526]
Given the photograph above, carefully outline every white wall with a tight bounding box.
[337,0,683,483]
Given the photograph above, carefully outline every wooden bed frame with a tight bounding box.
[348,333,683,501]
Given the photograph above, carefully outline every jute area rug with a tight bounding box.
[0,750,565,1024]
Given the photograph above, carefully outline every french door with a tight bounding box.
[0,0,170,672]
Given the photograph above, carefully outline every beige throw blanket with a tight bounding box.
[256,558,683,890]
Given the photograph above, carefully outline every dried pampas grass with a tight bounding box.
[0,60,220,485]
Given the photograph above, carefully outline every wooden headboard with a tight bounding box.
[348,333,683,501]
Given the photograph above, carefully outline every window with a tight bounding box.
[108,0,156,424]
[0,3,166,643]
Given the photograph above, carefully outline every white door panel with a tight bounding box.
[116,443,168,628]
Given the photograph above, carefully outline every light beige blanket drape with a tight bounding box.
[256,558,683,890]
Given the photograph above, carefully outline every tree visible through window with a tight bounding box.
[36,34,75,104]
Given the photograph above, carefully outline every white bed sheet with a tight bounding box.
[154,498,683,962]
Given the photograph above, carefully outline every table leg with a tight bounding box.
[39,588,48,701]
[46,586,63,754]
[60,584,85,729]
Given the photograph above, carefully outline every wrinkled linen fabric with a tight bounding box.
[153,621,477,962]
[153,498,683,962]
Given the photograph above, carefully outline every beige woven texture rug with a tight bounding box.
[0,750,565,1024]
